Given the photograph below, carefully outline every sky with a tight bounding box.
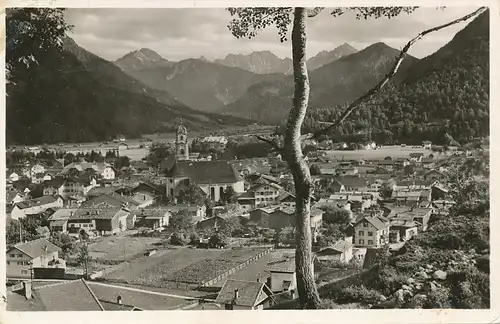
[64,7,481,62]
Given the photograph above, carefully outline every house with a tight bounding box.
[375,160,395,171]
[19,279,105,311]
[6,238,64,278]
[424,169,444,181]
[43,177,98,199]
[392,191,422,206]
[421,157,436,169]
[395,179,436,191]
[130,182,165,206]
[10,196,64,220]
[409,153,424,163]
[250,205,323,232]
[330,176,368,193]
[237,183,290,210]
[29,162,46,180]
[422,141,432,149]
[6,190,26,205]
[130,161,152,174]
[48,208,78,233]
[165,160,245,202]
[354,217,390,248]
[388,219,418,242]
[135,208,170,230]
[80,194,140,210]
[67,207,130,236]
[196,215,227,232]
[215,279,274,310]
[200,136,228,151]
[8,171,20,183]
[316,240,354,263]
[165,204,206,223]
[266,253,302,298]
[60,162,116,180]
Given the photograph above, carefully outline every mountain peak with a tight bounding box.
[114,48,175,72]
[306,43,358,71]
[215,50,292,74]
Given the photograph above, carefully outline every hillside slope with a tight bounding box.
[125,58,283,112]
[305,10,489,145]
[6,38,253,145]
[221,42,417,123]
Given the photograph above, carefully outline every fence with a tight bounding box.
[200,247,274,287]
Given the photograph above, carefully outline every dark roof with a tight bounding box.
[43,177,66,188]
[215,279,272,307]
[356,216,389,231]
[33,280,104,311]
[10,238,61,258]
[409,153,424,157]
[267,256,296,273]
[15,196,59,210]
[87,186,122,197]
[87,282,193,310]
[167,161,243,184]
[136,208,170,219]
[334,176,367,188]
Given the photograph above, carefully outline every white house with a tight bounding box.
[8,172,20,183]
[6,238,65,278]
[30,163,46,180]
[354,216,390,248]
[10,196,64,220]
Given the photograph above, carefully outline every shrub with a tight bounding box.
[334,285,383,305]
[170,232,189,246]
[424,287,452,309]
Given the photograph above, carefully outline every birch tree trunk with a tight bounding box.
[283,7,321,309]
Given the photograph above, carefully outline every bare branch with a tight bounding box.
[254,135,283,153]
[306,6,487,140]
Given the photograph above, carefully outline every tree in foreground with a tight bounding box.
[227,6,487,309]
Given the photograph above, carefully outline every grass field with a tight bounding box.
[323,146,452,160]
[88,234,164,262]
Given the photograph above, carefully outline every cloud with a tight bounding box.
[64,6,481,61]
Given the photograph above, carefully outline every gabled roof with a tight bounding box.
[215,279,273,307]
[266,255,296,273]
[33,279,104,311]
[70,207,127,220]
[356,216,389,231]
[166,160,243,184]
[81,194,140,208]
[136,208,170,219]
[49,208,78,221]
[334,176,367,188]
[10,238,61,258]
[15,196,59,210]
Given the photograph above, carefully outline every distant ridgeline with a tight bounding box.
[302,11,489,145]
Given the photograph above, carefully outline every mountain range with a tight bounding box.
[219,42,418,123]
[5,38,252,145]
[6,10,489,145]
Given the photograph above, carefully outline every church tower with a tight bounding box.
[176,123,189,161]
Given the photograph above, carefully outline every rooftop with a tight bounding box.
[215,279,272,307]
[15,196,59,210]
[33,280,104,311]
[167,160,243,184]
[10,238,61,258]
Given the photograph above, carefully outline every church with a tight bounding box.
[165,125,245,202]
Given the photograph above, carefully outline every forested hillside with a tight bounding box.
[303,11,489,145]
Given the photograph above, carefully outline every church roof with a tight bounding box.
[166,161,243,184]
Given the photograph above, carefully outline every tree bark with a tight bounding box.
[283,7,321,309]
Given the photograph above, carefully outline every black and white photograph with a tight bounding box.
[2,2,493,315]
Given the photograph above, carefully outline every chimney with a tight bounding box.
[117,295,123,304]
[23,281,32,300]
[234,289,239,301]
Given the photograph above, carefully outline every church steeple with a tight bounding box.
[176,121,189,161]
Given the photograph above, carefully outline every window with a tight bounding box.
[358,239,364,245]
[10,254,15,258]
[18,254,23,258]
[363,222,368,227]
[17,261,24,266]
[7,261,10,265]
[21,270,28,275]
[368,240,374,245]
[368,231,373,236]
[358,231,364,236]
